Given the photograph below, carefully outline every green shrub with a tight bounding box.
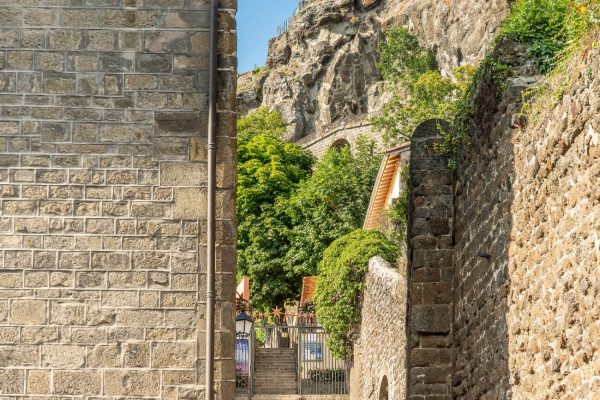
[308,368,346,382]
[377,27,437,82]
[499,0,599,72]
[314,229,398,359]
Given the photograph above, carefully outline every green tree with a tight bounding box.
[282,137,381,280]
[314,229,398,358]
[236,108,314,310]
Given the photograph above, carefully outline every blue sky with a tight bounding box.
[237,0,299,73]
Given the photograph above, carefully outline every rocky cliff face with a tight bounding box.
[237,0,511,150]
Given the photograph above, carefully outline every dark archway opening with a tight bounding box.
[379,375,388,400]
[330,138,350,151]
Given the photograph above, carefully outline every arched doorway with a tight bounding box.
[330,138,350,151]
[379,375,389,400]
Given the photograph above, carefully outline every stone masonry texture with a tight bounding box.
[406,120,454,400]
[351,256,407,400]
[0,1,237,399]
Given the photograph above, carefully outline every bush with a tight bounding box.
[499,0,599,73]
[314,229,398,359]
[308,368,346,382]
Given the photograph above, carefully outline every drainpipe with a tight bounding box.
[206,0,218,398]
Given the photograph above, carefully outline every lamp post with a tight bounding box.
[236,310,254,337]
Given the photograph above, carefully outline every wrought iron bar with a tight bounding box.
[245,323,349,395]
[276,0,311,36]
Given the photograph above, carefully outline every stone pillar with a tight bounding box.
[0,1,237,399]
[406,120,454,400]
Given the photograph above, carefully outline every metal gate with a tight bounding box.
[235,319,349,396]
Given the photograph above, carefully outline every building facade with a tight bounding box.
[0,1,237,399]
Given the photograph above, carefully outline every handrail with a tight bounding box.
[276,0,311,36]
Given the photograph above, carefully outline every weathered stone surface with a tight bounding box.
[1,2,237,399]
[352,257,407,400]
[238,0,510,157]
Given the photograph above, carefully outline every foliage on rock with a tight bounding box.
[237,108,314,310]
[499,0,599,73]
[314,229,398,359]
[373,27,476,146]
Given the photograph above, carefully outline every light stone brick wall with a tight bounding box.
[0,1,237,399]
[296,123,384,159]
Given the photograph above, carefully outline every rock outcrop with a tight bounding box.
[237,0,511,154]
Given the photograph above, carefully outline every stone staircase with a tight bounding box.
[253,348,298,395]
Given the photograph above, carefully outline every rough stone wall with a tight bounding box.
[506,36,600,399]
[0,1,237,399]
[451,74,529,400]
[351,256,407,400]
[406,120,454,400]
[453,35,600,399]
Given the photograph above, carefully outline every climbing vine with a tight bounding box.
[314,229,398,359]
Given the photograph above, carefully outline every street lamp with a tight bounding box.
[236,310,254,336]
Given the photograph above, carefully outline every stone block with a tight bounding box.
[104,370,160,397]
[54,370,101,395]
[34,52,65,72]
[411,305,451,334]
[161,162,207,186]
[152,342,195,368]
[0,369,25,394]
[174,188,207,219]
[116,310,163,327]
[87,30,117,51]
[42,345,86,368]
[124,342,150,367]
[10,300,47,325]
[0,345,38,367]
[50,302,85,325]
[136,53,172,73]
[99,53,134,72]
[48,31,84,50]
[27,370,50,394]
[92,252,129,270]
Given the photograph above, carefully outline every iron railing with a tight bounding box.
[276,0,311,36]
[235,331,251,393]
[236,322,349,396]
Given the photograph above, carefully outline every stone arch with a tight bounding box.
[379,375,389,400]
[330,138,351,151]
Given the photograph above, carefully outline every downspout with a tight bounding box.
[206,0,218,398]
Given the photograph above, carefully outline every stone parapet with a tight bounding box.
[406,119,454,400]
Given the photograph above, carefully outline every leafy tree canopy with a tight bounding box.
[236,108,314,310]
[282,138,381,280]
